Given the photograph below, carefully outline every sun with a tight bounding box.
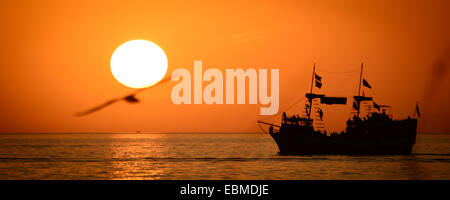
[110,40,168,88]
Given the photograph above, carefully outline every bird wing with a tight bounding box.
[74,98,121,117]
[75,76,174,117]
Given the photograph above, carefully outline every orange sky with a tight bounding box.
[0,0,449,133]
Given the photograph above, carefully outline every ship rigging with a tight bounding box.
[257,63,418,155]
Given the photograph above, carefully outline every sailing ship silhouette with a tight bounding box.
[258,63,419,155]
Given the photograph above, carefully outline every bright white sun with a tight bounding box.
[110,40,168,88]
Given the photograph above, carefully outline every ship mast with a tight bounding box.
[307,63,316,120]
[310,63,315,93]
[357,63,363,117]
[358,63,363,97]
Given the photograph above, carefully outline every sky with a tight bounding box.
[0,0,449,133]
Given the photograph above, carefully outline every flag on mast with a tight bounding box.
[362,79,372,89]
[315,73,322,89]
[373,101,380,111]
[416,103,421,117]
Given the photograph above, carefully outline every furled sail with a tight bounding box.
[320,96,347,105]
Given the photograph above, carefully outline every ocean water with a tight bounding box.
[0,133,448,180]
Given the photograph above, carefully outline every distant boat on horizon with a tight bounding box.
[258,63,418,155]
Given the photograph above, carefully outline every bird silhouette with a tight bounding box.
[74,76,173,117]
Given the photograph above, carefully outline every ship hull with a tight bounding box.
[270,119,417,155]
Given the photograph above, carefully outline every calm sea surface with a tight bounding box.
[0,133,448,180]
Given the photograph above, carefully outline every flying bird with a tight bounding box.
[74,76,173,117]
